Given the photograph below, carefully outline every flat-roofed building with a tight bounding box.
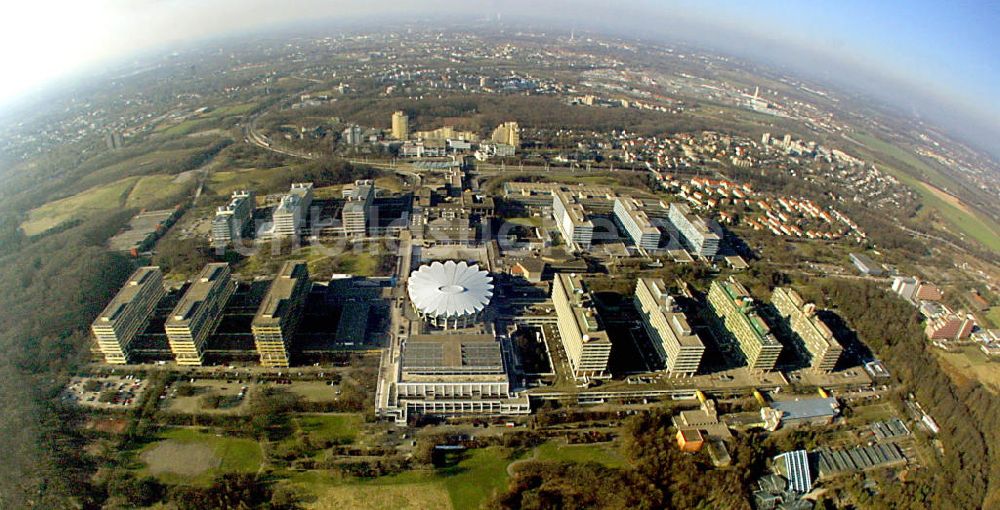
[668,203,722,258]
[634,278,704,375]
[271,183,314,238]
[552,273,612,378]
[342,179,375,235]
[553,191,595,251]
[211,190,255,248]
[91,266,165,364]
[165,263,236,366]
[772,287,843,373]
[707,277,782,371]
[614,197,661,250]
[252,261,310,367]
[384,331,530,423]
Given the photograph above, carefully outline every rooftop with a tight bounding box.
[167,263,230,326]
[253,261,309,326]
[401,332,504,373]
[97,266,161,322]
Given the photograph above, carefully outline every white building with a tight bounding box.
[634,278,704,376]
[614,196,661,250]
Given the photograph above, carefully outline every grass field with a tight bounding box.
[21,174,194,235]
[984,307,1000,329]
[851,133,1000,252]
[292,447,515,510]
[138,427,262,485]
[847,402,896,424]
[21,177,139,235]
[208,167,296,196]
[935,346,1000,395]
[535,440,626,468]
[295,414,362,445]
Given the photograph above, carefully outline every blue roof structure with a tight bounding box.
[772,397,838,421]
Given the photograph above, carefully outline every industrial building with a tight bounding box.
[211,190,255,248]
[271,183,314,238]
[707,277,782,371]
[552,191,595,251]
[408,261,494,329]
[614,196,661,250]
[342,179,376,236]
[91,266,166,364]
[771,287,842,373]
[813,443,906,479]
[251,261,310,367]
[165,263,236,366]
[634,278,704,376]
[668,202,722,258]
[391,111,408,140]
[552,273,612,379]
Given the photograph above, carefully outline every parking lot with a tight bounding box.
[63,375,148,409]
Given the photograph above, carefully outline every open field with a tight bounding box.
[22,173,195,235]
[983,307,1000,329]
[208,167,297,197]
[21,177,139,235]
[535,440,626,468]
[305,482,453,510]
[850,133,1000,252]
[291,446,513,510]
[138,427,262,485]
[161,380,252,415]
[847,402,897,424]
[935,346,1000,395]
[295,414,363,445]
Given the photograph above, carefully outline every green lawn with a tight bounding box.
[137,427,262,485]
[535,440,626,468]
[985,307,1000,329]
[292,446,515,510]
[296,414,363,445]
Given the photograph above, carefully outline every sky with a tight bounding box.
[0,0,996,146]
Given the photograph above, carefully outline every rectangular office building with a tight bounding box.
[211,190,255,248]
[552,191,595,251]
[252,261,310,367]
[552,273,612,378]
[91,266,165,364]
[707,278,782,371]
[772,287,843,372]
[272,183,314,238]
[614,197,661,250]
[342,179,375,235]
[634,278,704,376]
[668,203,722,258]
[165,263,236,366]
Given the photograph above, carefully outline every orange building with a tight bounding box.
[676,428,705,452]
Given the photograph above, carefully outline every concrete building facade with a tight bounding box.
[552,273,612,378]
[391,111,408,140]
[211,190,255,248]
[165,263,236,366]
[772,287,843,373]
[634,278,704,376]
[668,203,722,258]
[553,191,595,251]
[91,266,165,364]
[252,261,310,367]
[707,278,782,371]
[614,196,661,250]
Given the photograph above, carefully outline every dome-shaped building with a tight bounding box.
[407,261,493,329]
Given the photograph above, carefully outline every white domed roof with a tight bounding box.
[408,261,494,319]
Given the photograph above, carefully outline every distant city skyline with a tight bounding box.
[0,1,995,153]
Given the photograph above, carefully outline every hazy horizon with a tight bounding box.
[1,1,996,158]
